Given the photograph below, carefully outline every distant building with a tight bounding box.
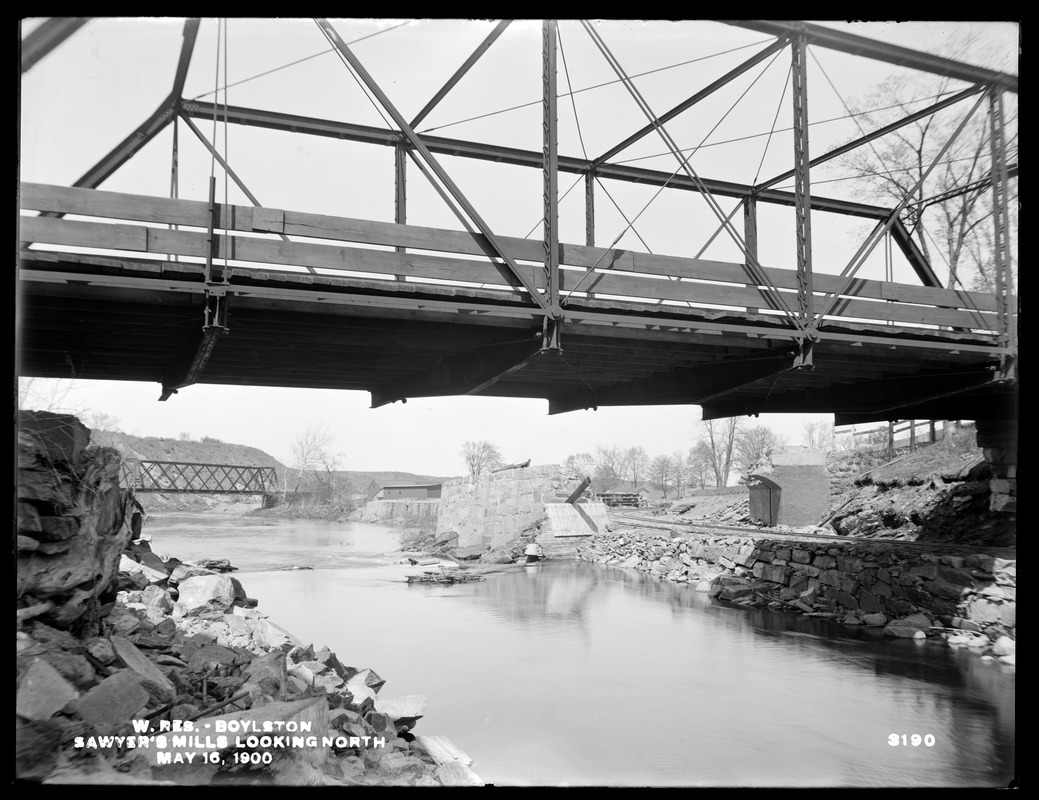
[374,484,442,500]
[366,480,383,502]
[595,491,645,508]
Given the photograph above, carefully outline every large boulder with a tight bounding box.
[17,415,132,633]
[883,612,932,638]
[175,575,238,615]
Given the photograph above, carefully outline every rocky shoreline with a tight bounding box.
[578,526,1016,666]
[15,411,481,786]
[17,550,482,786]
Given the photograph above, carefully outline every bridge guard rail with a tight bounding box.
[19,182,1015,338]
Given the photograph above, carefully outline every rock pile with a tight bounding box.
[16,411,481,786]
[578,529,1016,665]
[16,557,481,785]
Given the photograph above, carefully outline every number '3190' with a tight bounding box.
[888,734,935,747]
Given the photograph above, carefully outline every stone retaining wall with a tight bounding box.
[436,465,589,549]
[362,499,439,525]
[578,530,1016,642]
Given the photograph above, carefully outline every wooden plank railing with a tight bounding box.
[19,182,1010,334]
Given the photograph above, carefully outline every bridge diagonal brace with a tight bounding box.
[370,332,545,408]
[547,350,796,415]
[21,17,89,73]
[315,18,552,314]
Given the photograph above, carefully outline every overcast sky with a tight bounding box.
[17,18,1019,476]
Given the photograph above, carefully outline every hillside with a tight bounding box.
[344,470,457,490]
[87,429,455,514]
[88,431,454,486]
[89,430,286,471]
[659,426,1013,548]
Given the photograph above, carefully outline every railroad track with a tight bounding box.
[609,510,1013,556]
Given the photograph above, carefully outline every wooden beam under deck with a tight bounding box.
[17,184,1015,422]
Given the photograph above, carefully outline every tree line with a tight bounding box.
[462,419,839,499]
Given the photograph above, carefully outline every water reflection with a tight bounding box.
[145,516,1014,787]
[464,561,1013,787]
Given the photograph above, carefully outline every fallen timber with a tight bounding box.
[406,570,485,585]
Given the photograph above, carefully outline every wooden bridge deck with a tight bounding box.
[18,183,1017,424]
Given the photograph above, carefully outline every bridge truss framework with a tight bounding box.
[18,19,1018,425]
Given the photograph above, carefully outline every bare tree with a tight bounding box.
[671,450,687,498]
[462,441,503,480]
[17,377,83,414]
[83,411,122,432]
[650,454,677,500]
[832,31,1017,293]
[314,449,343,499]
[291,423,334,493]
[732,425,783,476]
[701,418,744,488]
[564,452,595,476]
[593,445,626,488]
[626,446,649,488]
[802,421,835,451]
[687,440,715,490]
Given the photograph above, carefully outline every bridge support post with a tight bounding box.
[976,418,1017,514]
[987,88,1016,370]
[394,142,408,281]
[543,20,562,325]
[743,196,758,265]
[792,34,814,368]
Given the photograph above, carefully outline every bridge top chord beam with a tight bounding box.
[722,20,1018,92]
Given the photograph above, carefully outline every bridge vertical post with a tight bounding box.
[791,34,815,367]
[743,197,758,315]
[584,172,595,247]
[394,142,408,281]
[987,87,1015,373]
[169,110,179,262]
[584,171,595,300]
[543,19,561,324]
[743,197,757,263]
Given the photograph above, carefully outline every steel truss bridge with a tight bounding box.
[18,19,1018,426]
[123,460,279,494]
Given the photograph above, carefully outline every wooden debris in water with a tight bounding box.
[405,571,484,585]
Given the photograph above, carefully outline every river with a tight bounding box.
[143,513,1015,788]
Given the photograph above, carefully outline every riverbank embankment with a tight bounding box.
[577,527,1016,664]
[16,412,480,786]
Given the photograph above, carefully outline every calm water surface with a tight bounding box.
[145,513,1015,788]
